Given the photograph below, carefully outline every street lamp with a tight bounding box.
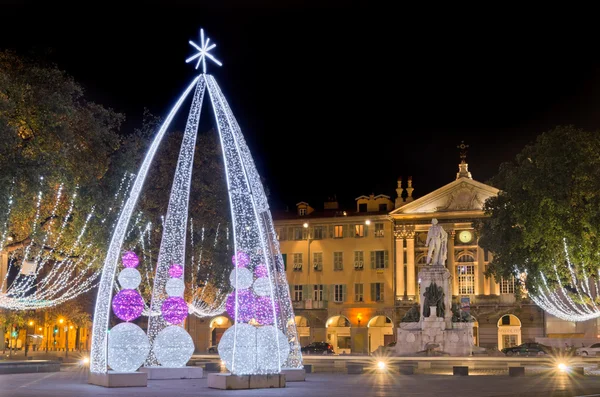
[303,222,313,304]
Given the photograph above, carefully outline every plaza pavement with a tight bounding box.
[2,365,600,397]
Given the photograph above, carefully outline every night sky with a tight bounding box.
[2,3,600,211]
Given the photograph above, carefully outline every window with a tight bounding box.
[334,225,343,238]
[501,276,515,294]
[359,203,367,212]
[313,226,324,240]
[374,223,384,237]
[334,252,343,271]
[379,203,387,212]
[281,253,287,271]
[294,285,303,301]
[371,250,388,269]
[313,252,323,271]
[276,227,286,241]
[354,224,364,237]
[293,253,303,271]
[294,227,303,241]
[334,284,346,302]
[299,208,307,216]
[501,315,510,325]
[371,283,384,302]
[354,251,364,270]
[313,284,323,301]
[456,265,475,294]
[354,283,364,302]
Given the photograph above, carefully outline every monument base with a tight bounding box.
[207,372,286,389]
[139,366,203,379]
[88,371,148,388]
[282,368,306,381]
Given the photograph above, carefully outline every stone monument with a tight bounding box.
[395,219,474,356]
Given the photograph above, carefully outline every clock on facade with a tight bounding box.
[458,230,473,244]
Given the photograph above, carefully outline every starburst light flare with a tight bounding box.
[186,28,222,73]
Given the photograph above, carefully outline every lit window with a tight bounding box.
[501,276,515,294]
[313,226,324,240]
[334,225,343,238]
[299,208,307,216]
[456,265,475,294]
[354,224,364,237]
[371,283,385,302]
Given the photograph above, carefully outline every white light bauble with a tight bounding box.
[118,268,142,290]
[229,267,253,290]
[218,323,289,375]
[165,278,185,297]
[107,322,150,372]
[218,323,256,375]
[256,325,289,374]
[153,325,194,367]
[252,277,271,297]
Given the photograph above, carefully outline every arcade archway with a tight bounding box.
[497,314,521,350]
[367,315,394,353]
[326,315,351,354]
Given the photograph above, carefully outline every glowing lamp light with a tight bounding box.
[216,317,224,325]
[161,296,188,325]
[121,251,139,268]
[168,264,184,278]
[112,289,144,322]
[232,251,250,268]
[558,363,568,372]
[28,321,33,326]
[377,361,386,370]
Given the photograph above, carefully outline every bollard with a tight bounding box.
[453,366,469,376]
[508,366,525,377]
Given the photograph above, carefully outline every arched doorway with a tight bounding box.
[367,315,394,353]
[497,314,521,350]
[295,316,310,347]
[326,315,351,354]
[209,316,232,351]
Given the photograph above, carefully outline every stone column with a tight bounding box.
[476,246,485,295]
[406,236,416,299]
[395,237,405,299]
[448,231,456,296]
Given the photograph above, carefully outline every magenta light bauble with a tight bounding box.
[121,251,139,268]
[161,296,188,325]
[168,264,184,278]
[254,264,268,278]
[112,289,144,322]
[232,251,250,268]
[254,296,280,325]
[225,289,256,323]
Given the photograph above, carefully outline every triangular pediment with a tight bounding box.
[390,177,499,215]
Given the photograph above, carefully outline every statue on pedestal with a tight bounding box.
[422,282,445,318]
[425,218,448,266]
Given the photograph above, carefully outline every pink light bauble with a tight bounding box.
[168,264,184,278]
[254,264,268,278]
[232,251,250,268]
[225,289,256,323]
[161,296,188,325]
[122,251,139,268]
[112,289,144,322]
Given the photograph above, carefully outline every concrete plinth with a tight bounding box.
[282,368,306,381]
[208,372,286,389]
[139,366,203,379]
[88,371,148,388]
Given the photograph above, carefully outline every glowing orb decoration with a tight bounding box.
[165,278,185,297]
[254,264,268,278]
[218,323,289,375]
[225,289,256,322]
[232,251,250,268]
[168,264,184,278]
[153,325,195,367]
[107,322,150,372]
[118,268,142,290]
[229,267,253,290]
[121,251,140,268]
[112,289,144,322]
[161,296,188,325]
[252,277,271,297]
[254,296,279,325]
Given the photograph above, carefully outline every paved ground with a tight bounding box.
[2,365,600,397]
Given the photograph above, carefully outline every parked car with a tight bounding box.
[576,343,600,356]
[501,342,553,356]
[301,342,335,355]
[208,345,218,354]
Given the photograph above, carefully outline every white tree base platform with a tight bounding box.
[207,373,286,389]
[139,366,203,379]
[281,368,306,381]
[88,371,147,388]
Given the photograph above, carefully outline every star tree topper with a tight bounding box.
[186,28,223,73]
